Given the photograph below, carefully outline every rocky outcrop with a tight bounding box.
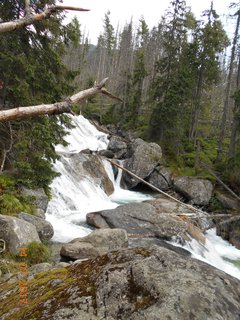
[216,216,240,249]
[17,212,54,241]
[60,229,128,260]
[63,152,114,195]
[147,166,172,191]
[0,215,41,254]
[122,138,162,189]
[0,246,239,320]
[20,187,49,212]
[87,202,188,240]
[174,176,213,205]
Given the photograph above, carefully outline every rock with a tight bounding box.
[1,246,239,320]
[174,176,213,205]
[29,263,53,275]
[65,153,114,195]
[216,216,240,249]
[147,167,172,190]
[20,187,49,212]
[60,229,128,260]
[34,208,46,219]
[18,212,54,241]
[122,138,162,189]
[0,215,41,254]
[87,202,188,240]
[86,212,110,229]
[97,149,114,158]
[216,193,240,210]
[107,136,127,153]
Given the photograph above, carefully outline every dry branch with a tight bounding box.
[107,159,206,215]
[0,78,122,122]
[0,5,90,33]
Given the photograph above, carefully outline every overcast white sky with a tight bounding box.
[60,0,235,44]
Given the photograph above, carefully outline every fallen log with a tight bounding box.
[0,78,122,122]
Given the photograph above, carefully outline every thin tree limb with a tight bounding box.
[0,5,90,33]
[107,159,206,215]
[0,78,122,122]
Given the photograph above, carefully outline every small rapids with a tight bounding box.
[46,115,240,281]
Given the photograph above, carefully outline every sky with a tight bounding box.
[59,0,235,44]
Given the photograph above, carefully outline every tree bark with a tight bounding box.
[0,5,89,33]
[0,78,122,122]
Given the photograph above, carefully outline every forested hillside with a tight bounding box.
[0,0,240,212]
[64,1,240,192]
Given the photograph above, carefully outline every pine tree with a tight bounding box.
[0,0,81,190]
[148,0,191,152]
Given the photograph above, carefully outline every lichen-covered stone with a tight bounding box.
[0,246,239,320]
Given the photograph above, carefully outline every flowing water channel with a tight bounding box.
[46,115,240,280]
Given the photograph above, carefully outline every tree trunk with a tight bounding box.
[228,54,240,159]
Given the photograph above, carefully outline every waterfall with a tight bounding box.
[46,115,151,243]
[46,115,240,280]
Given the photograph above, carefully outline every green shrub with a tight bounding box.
[25,241,50,266]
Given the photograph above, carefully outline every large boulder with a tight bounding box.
[17,212,54,241]
[60,229,128,260]
[174,176,213,205]
[107,136,128,159]
[20,187,49,212]
[87,202,188,240]
[0,215,41,254]
[122,138,162,189]
[216,216,240,249]
[63,152,114,195]
[1,246,239,320]
[147,166,172,191]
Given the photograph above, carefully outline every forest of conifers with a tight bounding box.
[0,0,240,214]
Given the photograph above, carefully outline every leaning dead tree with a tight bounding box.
[0,2,90,33]
[0,78,122,122]
[0,2,122,122]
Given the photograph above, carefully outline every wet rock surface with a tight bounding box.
[216,216,240,249]
[0,246,239,320]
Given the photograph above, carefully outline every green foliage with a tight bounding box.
[0,175,35,215]
[208,195,223,211]
[24,241,50,266]
[0,1,80,193]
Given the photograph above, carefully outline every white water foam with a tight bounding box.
[172,228,240,280]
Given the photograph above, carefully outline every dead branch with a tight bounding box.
[0,5,90,33]
[0,78,122,122]
[107,159,206,215]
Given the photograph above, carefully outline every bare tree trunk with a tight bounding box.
[217,11,240,161]
[0,5,89,33]
[0,79,122,122]
[228,54,240,159]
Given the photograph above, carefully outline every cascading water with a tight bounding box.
[46,115,240,280]
[46,115,151,242]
